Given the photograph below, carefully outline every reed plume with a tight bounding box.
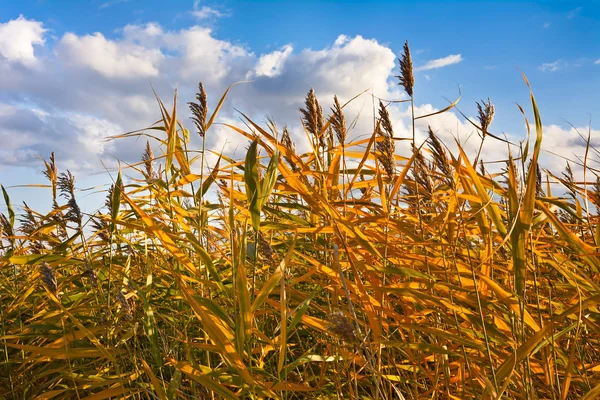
[427,126,453,187]
[330,96,347,146]
[42,152,58,206]
[375,101,396,179]
[396,41,414,98]
[141,140,155,179]
[117,291,133,321]
[476,98,495,136]
[189,82,208,137]
[327,311,357,342]
[39,262,57,295]
[19,202,38,236]
[300,88,325,147]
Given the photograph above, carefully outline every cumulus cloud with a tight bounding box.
[248,34,397,102]
[162,26,250,80]
[0,15,46,66]
[192,7,223,19]
[536,124,600,167]
[191,0,226,20]
[0,104,119,170]
[0,15,591,187]
[415,54,463,71]
[56,32,163,79]
[253,45,293,77]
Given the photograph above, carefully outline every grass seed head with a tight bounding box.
[476,98,495,135]
[300,88,325,147]
[65,197,82,226]
[39,262,57,295]
[375,101,396,178]
[189,82,208,137]
[57,171,76,199]
[0,213,13,237]
[19,201,38,236]
[141,140,155,179]
[396,40,415,98]
[331,95,347,146]
[427,126,453,187]
[117,291,133,320]
[81,264,98,287]
[327,311,357,342]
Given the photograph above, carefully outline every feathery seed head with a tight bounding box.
[300,88,325,146]
[57,171,76,199]
[189,82,208,137]
[82,264,98,287]
[327,311,357,342]
[396,41,415,98]
[427,126,453,187]
[141,140,155,179]
[375,101,396,178]
[117,291,133,320]
[39,262,57,295]
[476,98,495,135]
[330,96,347,146]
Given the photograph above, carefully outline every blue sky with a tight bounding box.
[4,0,598,129]
[0,0,599,212]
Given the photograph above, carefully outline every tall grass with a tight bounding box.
[2,43,600,399]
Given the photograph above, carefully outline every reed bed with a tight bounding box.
[1,42,600,399]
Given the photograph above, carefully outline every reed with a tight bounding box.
[1,42,600,400]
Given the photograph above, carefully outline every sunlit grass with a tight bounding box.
[1,42,600,399]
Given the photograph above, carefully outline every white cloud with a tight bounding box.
[192,7,224,19]
[539,60,563,72]
[162,26,251,80]
[595,59,600,65]
[0,105,118,170]
[415,54,463,71]
[192,0,226,19]
[0,16,591,188]
[532,124,600,173]
[253,45,293,77]
[57,32,163,79]
[296,34,397,99]
[0,15,46,66]
[123,23,164,42]
[543,22,551,28]
[99,0,129,10]
[69,114,120,155]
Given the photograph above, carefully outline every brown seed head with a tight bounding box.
[330,96,347,146]
[39,262,57,295]
[427,126,453,187]
[141,140,155,179]
[281,126,298,172]
[189,82,208,137]
[57,171,76,199]
[42,152,58,201]
[327,311,357,342]
[300,89,324,146]
[117,291,133,320]
[476,98,495,135]
[375,101,396,178]
[396,41,415,98]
